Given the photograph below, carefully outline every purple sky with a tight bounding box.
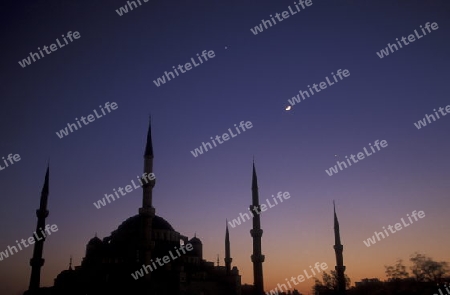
[1,0,450,294]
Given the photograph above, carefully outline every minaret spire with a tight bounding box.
[251,159,259,204]
[139,118,156,286]
[333,200,341,245]
[142,117,155,209]
[145,115,154,158]
[28,165,50,292]
[250,161,264,295]
[224,220,232,276]
[69,255,73,270]
[333,201,346,295]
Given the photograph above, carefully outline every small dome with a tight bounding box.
[87,236,102,246]
[189,236,202,244]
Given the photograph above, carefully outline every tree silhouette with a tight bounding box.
[409,253,449,282]
[385,259,409,281]
[312,270,351,294]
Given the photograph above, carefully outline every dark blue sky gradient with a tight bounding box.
[1,0,450,294]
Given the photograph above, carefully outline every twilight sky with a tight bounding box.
[1,0,450,294]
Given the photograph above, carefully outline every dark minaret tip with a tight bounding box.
[225,219,232,275]
[144,117,154,158]
[39,165,49,210]
[252,161,258,204]
[42,165,49,193]
[225,220,230,250]
[334,200,341,245]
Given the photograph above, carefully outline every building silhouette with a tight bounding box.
[22,121,348,295]
[24,120,241,295]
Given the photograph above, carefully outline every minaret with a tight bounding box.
[224,220,232,275]
[28,166,50,292]
[250,161,264,295]
[139,119,156,283]
[333,201,346,295]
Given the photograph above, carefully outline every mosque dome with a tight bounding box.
[189,236,202,244]
[104,214,178,247]
[112,214,175,235]
[87,236,102,246]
